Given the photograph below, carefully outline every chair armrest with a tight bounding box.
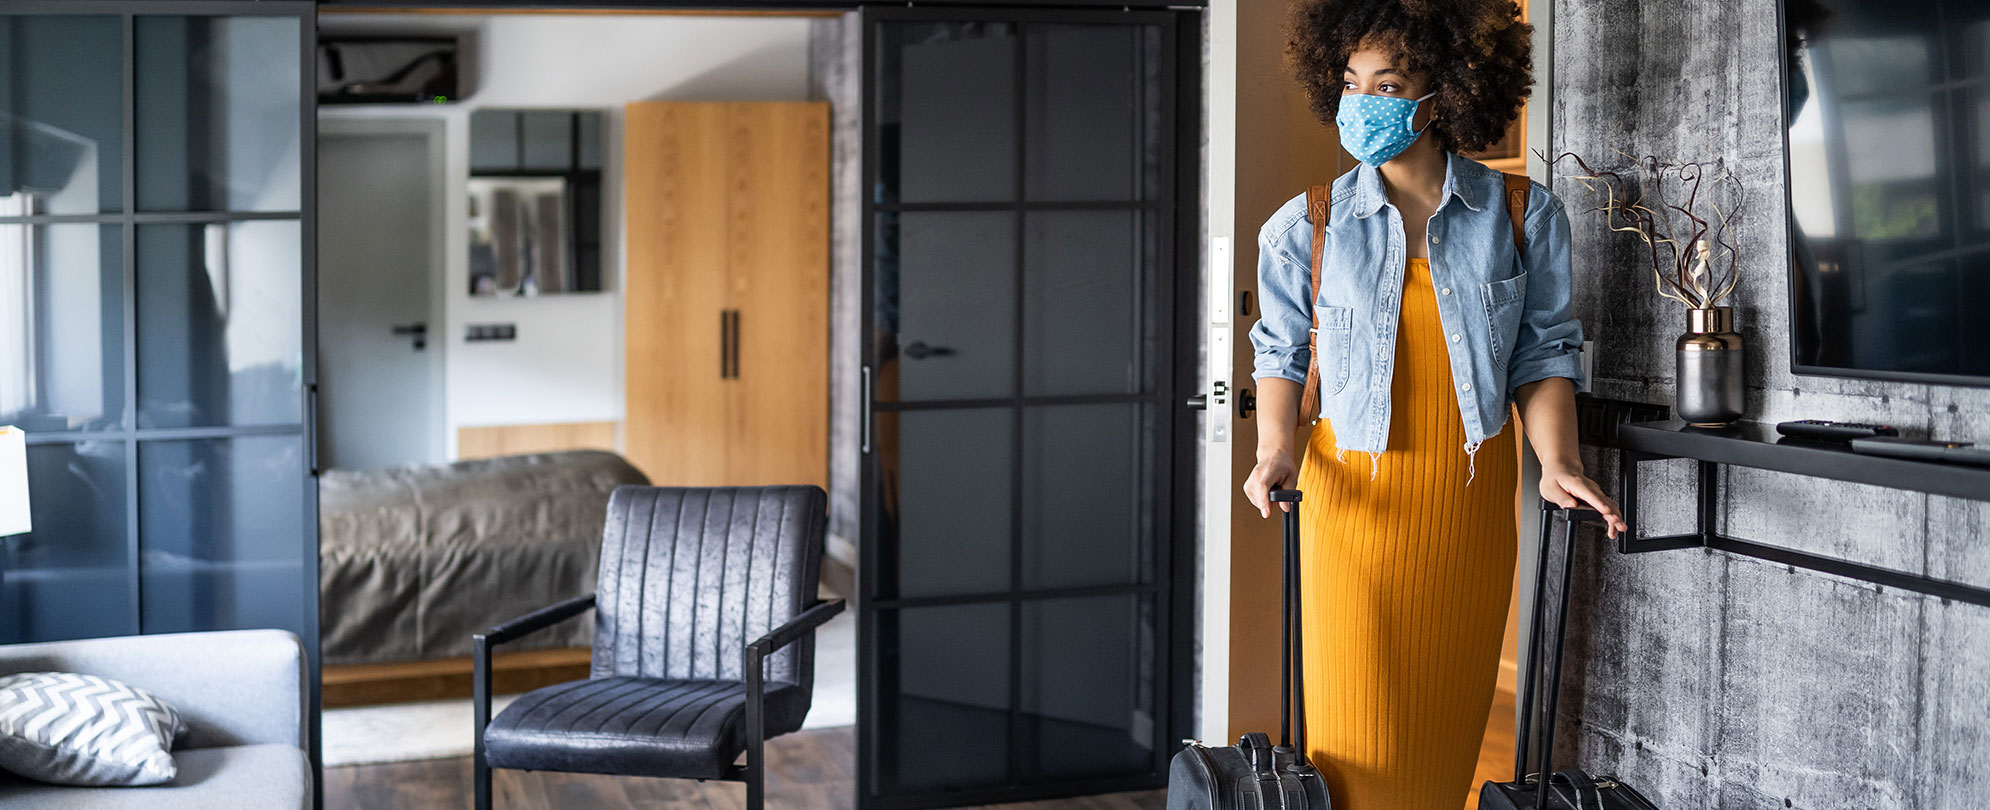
[738,598,844,785]
[473,595,597,747]
[0,630,305,749]
[477,595,597,648]
[744,598,845,660]
[740,598,846,721]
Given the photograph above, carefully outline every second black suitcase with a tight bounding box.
[1479,501,1659,810]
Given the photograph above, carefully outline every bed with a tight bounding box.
[317,450,648,666]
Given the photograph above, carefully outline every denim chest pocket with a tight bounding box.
[1313,305,1354,394]
[1480,272,1528,368]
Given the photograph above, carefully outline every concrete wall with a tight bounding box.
[806,13,862,570]
[1550,0,1990,805]
[318,14,813,456]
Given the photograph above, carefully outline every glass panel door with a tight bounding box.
[0,0,316,784]
[860,8,1192,808]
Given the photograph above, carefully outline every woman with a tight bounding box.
[1242,1,1629,806]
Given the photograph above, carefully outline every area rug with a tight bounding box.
[323,608,857,767]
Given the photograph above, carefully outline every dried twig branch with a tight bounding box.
[1545,150,1747,310]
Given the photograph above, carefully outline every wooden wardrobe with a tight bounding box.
[622,101,829,489]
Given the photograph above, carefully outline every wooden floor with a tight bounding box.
[325,688,1512,810]
[1466,685,1519,810]
[325,727,1163,810]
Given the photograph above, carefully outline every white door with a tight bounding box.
[317,126,443,471]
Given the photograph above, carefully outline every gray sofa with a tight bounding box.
[0,629,311,809]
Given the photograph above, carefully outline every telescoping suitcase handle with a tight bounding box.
[1268,489,1310,770]
[1514,499,1581,810]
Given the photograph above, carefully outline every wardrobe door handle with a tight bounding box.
[719,310,742,379]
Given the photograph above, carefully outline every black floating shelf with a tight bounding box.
[1617,419,1990,503]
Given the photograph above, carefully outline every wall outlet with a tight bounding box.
[465,323,517,342]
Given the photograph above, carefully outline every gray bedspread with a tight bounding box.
[318,450,648,666]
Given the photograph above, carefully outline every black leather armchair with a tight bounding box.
[471,485,844,810]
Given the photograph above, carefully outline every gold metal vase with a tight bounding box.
[1676,306,1744,426]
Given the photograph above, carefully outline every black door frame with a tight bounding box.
[313,4,1200,808]
[317,0,1192,9]
[856,6,1201,808]
[5,3,1201,809]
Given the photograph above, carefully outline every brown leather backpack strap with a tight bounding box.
[1298,184,1330,426]
[1502,172,1529,252]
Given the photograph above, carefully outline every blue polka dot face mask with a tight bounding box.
[1335,91,1436,166]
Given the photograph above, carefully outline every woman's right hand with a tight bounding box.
[1243,452,1298,518]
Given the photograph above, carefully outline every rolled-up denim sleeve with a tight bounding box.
[1507,192,1587,395]
[1248,228,1313,385]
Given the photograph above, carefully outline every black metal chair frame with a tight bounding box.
[471,594,845,810]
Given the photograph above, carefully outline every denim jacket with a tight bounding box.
[1249,151,1586,463]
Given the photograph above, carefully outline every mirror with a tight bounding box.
[468,176,568,295]
[466,108,603,296]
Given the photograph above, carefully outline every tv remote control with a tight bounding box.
[1775,418,1899,442]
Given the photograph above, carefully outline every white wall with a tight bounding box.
[1198,0,1235,747]
[319,13,814,456]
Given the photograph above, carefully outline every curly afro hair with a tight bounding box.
[1287,0,1532,155]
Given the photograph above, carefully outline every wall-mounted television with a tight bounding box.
[1781,0,1990,386]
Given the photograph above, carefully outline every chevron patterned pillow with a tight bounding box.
[0,672,188,786]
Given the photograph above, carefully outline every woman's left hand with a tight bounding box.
[1539,466,1629,539]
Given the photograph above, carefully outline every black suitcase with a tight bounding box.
[1167,488,1330,810]
[1480,501,1660,810]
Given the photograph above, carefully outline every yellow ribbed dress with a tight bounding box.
[1296,258,1518,809]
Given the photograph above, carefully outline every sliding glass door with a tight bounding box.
[858,7,1197,808]
[0,0,316,738]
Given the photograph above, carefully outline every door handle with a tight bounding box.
[1190,381,1229,411]
[392,322,427,350]
[306,383,320,476]
[860,365,873,454]
[901,340,954,360]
